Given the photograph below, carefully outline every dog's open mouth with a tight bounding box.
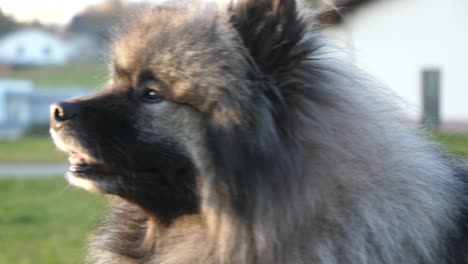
[68,152,93,172]
[51,130,131,194]
[67,151,112,176]
[50,129,102,176]
[64,150,116,193]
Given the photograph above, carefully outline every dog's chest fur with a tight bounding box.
[90,200,216,264]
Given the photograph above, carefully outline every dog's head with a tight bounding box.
[50,0,315,222]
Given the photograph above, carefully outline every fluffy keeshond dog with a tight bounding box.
[49,0,468,263]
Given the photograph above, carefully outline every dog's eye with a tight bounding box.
[141,89,162,103]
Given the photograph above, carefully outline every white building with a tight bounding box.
[323,0,468,131]
[0,28,69,66]
[0,79,89,139]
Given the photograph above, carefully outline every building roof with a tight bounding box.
[334,0,369,7]
[317,0,372,24]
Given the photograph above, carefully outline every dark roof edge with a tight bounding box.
[317,0,373,24]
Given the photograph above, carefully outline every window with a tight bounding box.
[16,45,25,57]
[43,45,51,57]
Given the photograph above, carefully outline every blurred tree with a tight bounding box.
[305,0,370,24]
[0,8,19,35]
[67,0,124,44]
[67,0,151,51]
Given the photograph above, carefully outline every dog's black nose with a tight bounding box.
[50,101,79,123]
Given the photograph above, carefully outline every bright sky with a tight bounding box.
[0,0,160,25]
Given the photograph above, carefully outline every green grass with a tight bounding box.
[0,177,106,264]
[434,132,468,157]
[0,63,108,88]
[0,132,467,164]
[0,137,66,163]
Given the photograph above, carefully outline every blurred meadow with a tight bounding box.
[0,177,106,264]
[0,137,66,163]
[0,63,107,88]
[435,133,468,157]
[0,1,115,262]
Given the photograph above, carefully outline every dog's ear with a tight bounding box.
[229,0,307,74]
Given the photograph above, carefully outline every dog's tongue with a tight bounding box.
[68,154,92,172]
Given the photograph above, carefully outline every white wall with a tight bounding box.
[0,29,69,66]
[324,0,468,124]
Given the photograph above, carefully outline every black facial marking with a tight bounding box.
[52,89,198,223]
